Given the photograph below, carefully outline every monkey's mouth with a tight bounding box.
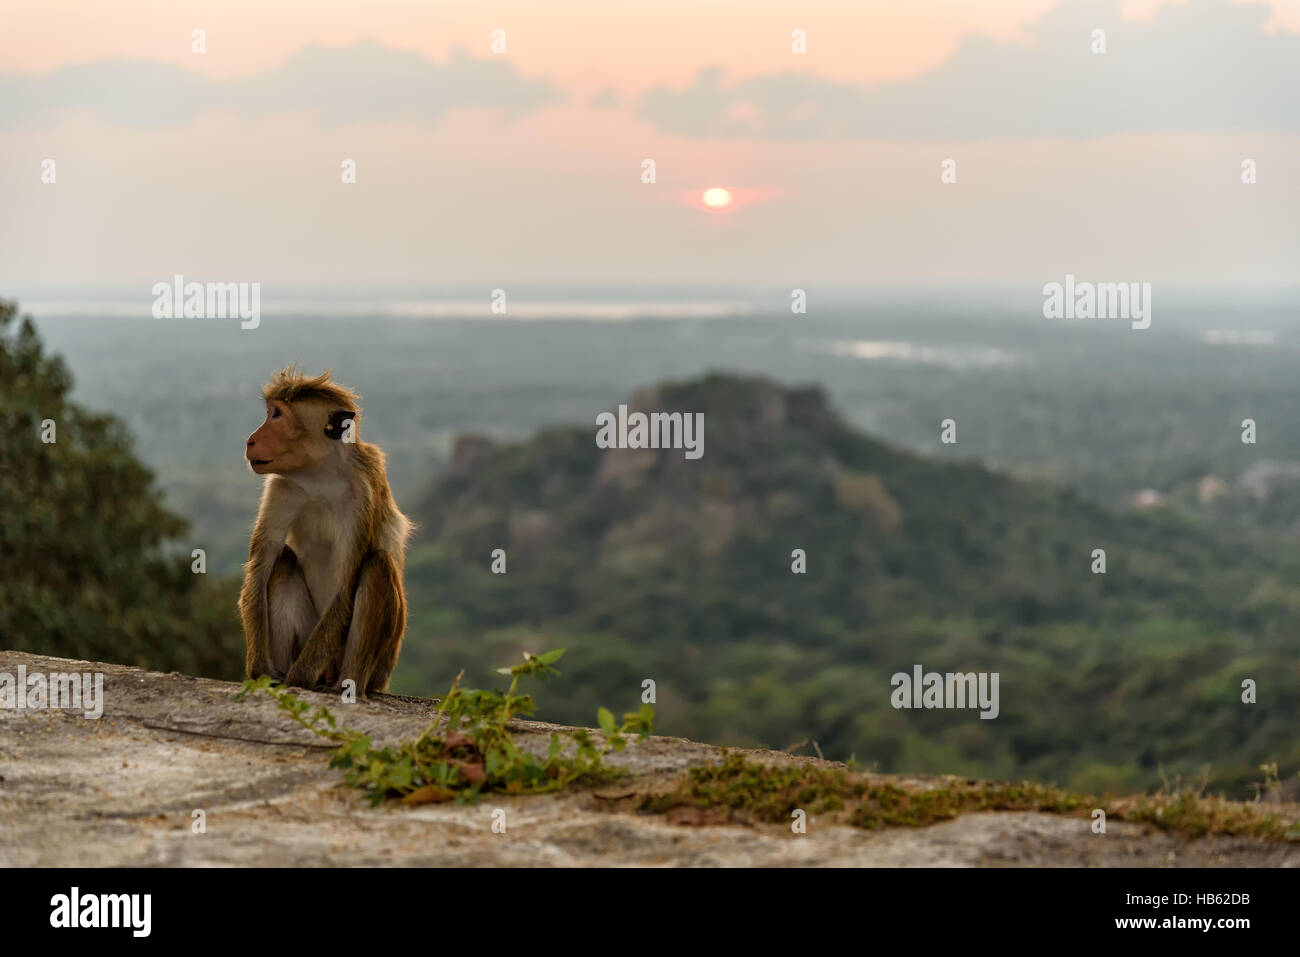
[249,458,272,468]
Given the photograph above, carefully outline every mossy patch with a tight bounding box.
[848,779,1088,829]
[1112,789,1294,842]
[642,752,1298,841]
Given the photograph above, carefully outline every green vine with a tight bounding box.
[235,649,654,805]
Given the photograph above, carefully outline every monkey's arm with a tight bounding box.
[339,550,407,694]
[239,533,281,679]
[240,479,302,679]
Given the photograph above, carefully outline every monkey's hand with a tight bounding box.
[284,652,337,691]
[248,660,285,682]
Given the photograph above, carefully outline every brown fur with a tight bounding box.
[239,367,412,694]
[262,365,360,413]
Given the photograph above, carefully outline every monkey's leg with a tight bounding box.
[267,547,318,680]
[338,551,407,695]
[284,575,355,691]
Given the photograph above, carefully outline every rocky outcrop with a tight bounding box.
[1,651,1294,867]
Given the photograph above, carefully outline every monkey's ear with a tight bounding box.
[324,410,355,441]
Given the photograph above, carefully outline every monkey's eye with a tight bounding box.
[270,407,282,419]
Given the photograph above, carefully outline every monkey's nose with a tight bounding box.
[246,436,256,448]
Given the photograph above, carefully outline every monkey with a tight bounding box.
[239,367,412,695]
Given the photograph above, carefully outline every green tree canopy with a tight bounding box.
[0,299,241,676]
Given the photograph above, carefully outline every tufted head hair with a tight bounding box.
[262,366,360,414]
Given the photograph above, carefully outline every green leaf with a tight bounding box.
[597,707,616,737]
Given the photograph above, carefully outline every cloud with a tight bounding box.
[0,40,563,129]
[639,0,1300,139]
[588,87,621,110]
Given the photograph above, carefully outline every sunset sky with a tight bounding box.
[2,0,1298,286]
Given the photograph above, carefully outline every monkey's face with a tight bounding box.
[246,400,328,474]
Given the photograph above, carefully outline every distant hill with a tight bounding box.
[398,373,1300,795]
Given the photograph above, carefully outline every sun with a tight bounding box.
[700,187,733,209]
[686,184,775,215]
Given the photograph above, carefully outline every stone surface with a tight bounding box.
[1,651,1294,867]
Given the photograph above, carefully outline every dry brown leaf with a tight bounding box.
[402,785,455,805]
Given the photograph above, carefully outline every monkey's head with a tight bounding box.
[246,367,361,475]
